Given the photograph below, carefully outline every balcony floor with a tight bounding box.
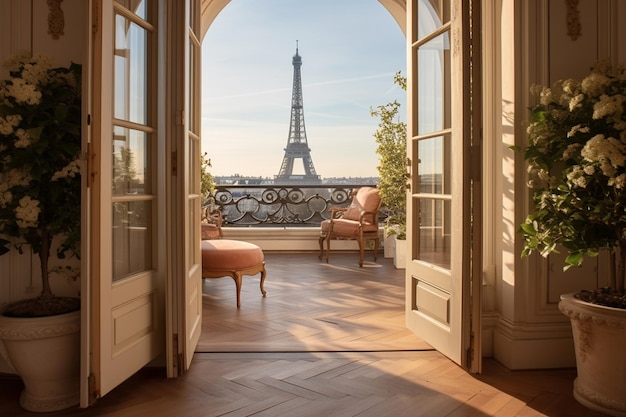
[199,251,430,353]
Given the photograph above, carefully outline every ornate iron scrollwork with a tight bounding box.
[211,185,369,227]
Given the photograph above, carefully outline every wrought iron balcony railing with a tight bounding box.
[208,184,380,227]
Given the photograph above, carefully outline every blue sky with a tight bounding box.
[201,0,406,178]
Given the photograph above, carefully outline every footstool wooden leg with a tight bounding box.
[259,266,267,297]
[233,272,243,308]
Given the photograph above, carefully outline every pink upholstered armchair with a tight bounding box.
[201,206,223,240]
[319,187,382,267]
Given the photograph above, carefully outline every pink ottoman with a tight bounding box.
[201,239,266,307]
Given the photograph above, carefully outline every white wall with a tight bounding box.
[489,0,625,369]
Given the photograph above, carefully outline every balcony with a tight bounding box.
[208,184,385,252]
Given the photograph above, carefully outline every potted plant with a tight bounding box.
[519,62,626,416]
[0,51,82,412]
[371,71,407,267]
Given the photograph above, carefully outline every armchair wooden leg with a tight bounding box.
[325,234,331,263]
[318,233,326,260]
[373,238,379,262]
[358,238,364,267]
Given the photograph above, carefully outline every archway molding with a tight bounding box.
[200,0,406,39]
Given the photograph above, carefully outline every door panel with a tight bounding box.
[184,0,203,370]
[90,0,164,398]
[164,0,202,376]
[406,0,480,370]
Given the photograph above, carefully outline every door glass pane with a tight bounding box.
[113,200,153,280]
[188,202,198,267]
[417,134,451,195]
[417,198,451,269]
[114,14,147,124]
[188,41,198,133]
[189,137,198,194]
[112,1,154,283]
[416,0,450,38]
[113,127,150,195]
[417,33,450,135]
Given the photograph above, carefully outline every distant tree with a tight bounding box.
[370,71,407,239]
[113,146,140,194]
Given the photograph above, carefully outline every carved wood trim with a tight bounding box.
[47,0,65,40]
[565,0,581,41]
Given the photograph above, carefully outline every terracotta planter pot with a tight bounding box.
[0,309,80,412]
[559,293,626,417]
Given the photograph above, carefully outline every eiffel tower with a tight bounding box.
[275,43,322,184]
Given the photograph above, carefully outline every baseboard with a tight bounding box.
[222,227,383,252]
[492,316,576,369]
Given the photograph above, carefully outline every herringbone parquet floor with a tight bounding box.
[0,252,605,416]
[198,251,432,353]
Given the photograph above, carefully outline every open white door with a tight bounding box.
[165,0,203,376]
[405,0,481,371]
[89,0,165,401]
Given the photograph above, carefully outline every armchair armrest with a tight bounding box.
[201,207,223,239]
[359,210,379,225]
[329,207,348,220]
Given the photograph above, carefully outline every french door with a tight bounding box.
[405,0,481,372]
[165,0,203,376]
[86,0,181,404]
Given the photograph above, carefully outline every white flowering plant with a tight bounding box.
[0,52,81,316]
[520,62,626,307]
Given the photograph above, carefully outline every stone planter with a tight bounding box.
[559,293,626,417]
[0,308,80,412]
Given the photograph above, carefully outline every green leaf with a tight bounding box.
[565,252,584,267]
[519,222,536,236]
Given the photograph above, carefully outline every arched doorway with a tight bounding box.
[196,0,412,351]
[200,0,407,37]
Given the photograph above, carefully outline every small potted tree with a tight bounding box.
[519,62,626,416]
[0,51,82,412]
[371,71,407,268]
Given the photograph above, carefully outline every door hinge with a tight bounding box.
[92,1,99,34]
[85,142,96,188]
[173,333,184,376]
[466,332,474,370]
[88,372,99,405]
[172,333,178,371]
[177,353,184,375]
[171,151,177,176]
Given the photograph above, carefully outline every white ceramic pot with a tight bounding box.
[559,293,626,417]
[0,308,80,412]
[394,238,406,269]
[383,232,395,258]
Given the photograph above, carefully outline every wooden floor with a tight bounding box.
[198,252,431,353]
[0,252,606,416]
